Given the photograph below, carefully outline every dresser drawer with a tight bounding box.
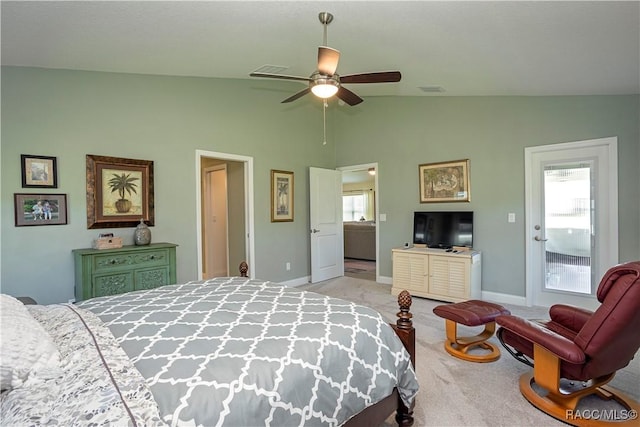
[93,249,170,272]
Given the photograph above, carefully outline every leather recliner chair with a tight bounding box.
[496,261,640,426]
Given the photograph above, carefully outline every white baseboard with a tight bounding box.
[282,276,311,287]
[481,290,527,306]
[378,275,392,285]
[285,275,393,287]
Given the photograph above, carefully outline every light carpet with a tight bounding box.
[299,276,640,427]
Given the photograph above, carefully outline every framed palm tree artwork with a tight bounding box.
[86,155,154,229]
[270,169,294,222]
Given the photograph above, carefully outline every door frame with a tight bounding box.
[195,150,255,280]
[337,162,379,281]
[524,137,618,307]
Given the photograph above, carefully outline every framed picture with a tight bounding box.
[86,155,154,229]
[419,159,470,203]
[270,169,294,222]
[21,155,58,188]
[14,193,68,226]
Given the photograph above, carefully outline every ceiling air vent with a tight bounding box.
[419,86,445,93]
[252,65,289,74]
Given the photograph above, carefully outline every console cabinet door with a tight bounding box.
[428,255,470,299]
[94,272,134,297]
[393,252,428,293]
[134,267,170,291]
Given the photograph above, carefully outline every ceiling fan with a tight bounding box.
[250,12,401,106]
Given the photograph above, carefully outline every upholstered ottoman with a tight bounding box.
[433,300,511,362]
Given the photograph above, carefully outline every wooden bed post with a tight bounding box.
[392,290,415,426]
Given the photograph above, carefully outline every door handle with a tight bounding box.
[311,228,320,233]
[534,236,548,242]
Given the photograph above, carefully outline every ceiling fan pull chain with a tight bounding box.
[322,100,327,145]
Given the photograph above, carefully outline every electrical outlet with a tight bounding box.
[286,262,291,271]
[508,213,516,223]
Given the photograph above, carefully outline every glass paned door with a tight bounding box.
[525,137,618,309]
[543,165,593,294]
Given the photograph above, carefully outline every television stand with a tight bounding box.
[391,247,481,303]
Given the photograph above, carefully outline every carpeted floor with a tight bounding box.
[299,276,640,427]
[344,258,376,281]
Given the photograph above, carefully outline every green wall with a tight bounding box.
[2,67,638,303]
[1,67,335,303]
[334,96,640,296]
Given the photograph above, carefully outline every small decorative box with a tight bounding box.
[93,236,123,250]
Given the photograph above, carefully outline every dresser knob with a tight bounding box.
[110,259,116,264]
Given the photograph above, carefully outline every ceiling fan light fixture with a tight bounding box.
[310,78,339,98]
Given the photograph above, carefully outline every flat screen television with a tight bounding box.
[413,211,474,249]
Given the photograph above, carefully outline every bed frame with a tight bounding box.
[239,262,416,426]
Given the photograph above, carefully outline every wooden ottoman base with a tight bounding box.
[433,300,511,363]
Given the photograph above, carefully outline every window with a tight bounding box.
[343,194,365,221]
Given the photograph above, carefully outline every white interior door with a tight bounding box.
[525,137,618,309]
[310,167,344,283]
[204,166,229,278]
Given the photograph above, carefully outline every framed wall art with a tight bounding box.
[21,154,58,188]
[86,155,154,229]
[270,169,294,222]
[14,193,68,226]
[419,159,470,203]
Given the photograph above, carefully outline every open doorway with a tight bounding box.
[339,164,378,281]
[203,164,229,278]
[195,150,255,280]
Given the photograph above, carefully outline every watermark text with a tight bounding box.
[566,409,638,421]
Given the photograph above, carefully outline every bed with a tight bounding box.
[1,266,418,426]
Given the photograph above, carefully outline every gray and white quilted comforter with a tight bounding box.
[79,277,419,426]
[1,304,166,426]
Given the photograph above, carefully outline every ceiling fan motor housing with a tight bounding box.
[309,71,340,98]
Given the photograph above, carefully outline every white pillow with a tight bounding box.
[0,294,60,391]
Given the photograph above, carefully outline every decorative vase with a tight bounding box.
[134,219,151,245]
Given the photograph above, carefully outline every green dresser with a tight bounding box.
[73,242,178,301]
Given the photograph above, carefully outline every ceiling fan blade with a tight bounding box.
[340,71,402,84]
[317,46,340,76]
[336,87,363,106]
[282,88,311,103]
[250,72,311,82]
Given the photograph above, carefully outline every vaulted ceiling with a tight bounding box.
[2,1,639,98]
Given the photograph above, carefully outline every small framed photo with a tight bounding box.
[419,159,471,203]
[21,155,58,188]
[14,193,68,226]
[86,154,154,229]
[270,169,294,222]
